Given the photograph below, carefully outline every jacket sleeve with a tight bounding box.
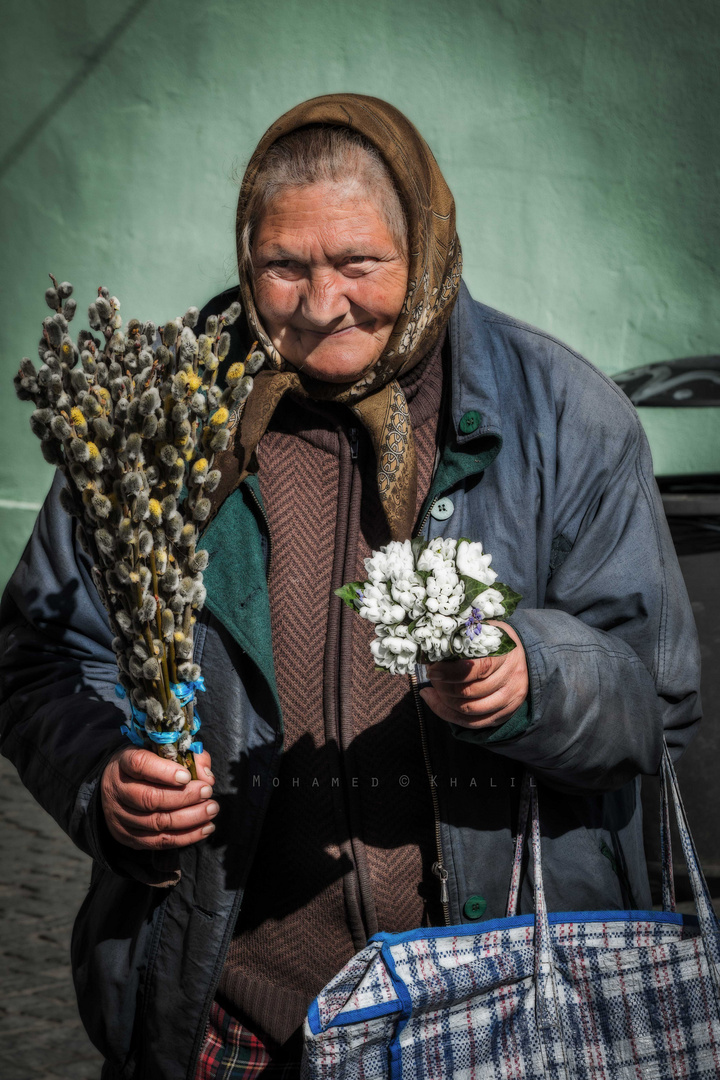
[0,470,174,882]
[452,411,701,793]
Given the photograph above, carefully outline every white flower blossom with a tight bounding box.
[363,540,426,618]
[370,623,419,675]
[456,540,498,586]
[416,536,457,573]
[364,539,415,585]
[460,587,506,619]
[412,613,460,662]
[452,622,503,658]
[357,581,406,625]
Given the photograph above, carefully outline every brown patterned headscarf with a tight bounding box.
[234,93,462,540]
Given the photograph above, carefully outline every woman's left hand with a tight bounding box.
[420,621,528,729]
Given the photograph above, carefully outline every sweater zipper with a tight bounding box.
[410,671,451,925]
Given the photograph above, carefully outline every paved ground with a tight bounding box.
[0,755,103,1080]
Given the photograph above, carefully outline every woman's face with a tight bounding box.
[251,182,408,382]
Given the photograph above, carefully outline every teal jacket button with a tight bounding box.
[459,410,481,435]
[430,497,454,521]
[463,894,487,920]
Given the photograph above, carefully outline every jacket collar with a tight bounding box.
[415,280,503,530]
[449,279,504,445]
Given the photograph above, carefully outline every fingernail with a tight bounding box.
[206,801,219,817]
[204,767,214,779]
[201,823,215,836]
[200,785,213,799]
[175,769,191,784]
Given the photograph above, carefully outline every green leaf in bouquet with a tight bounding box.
[492,628,518,655]
[334,581,365,610]
[460,575,491,605]
[492,581,523,618]
[411,535,428,563]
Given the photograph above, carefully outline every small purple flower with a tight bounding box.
[464,606,484,639]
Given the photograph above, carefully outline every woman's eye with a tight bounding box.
[343,256,374,268]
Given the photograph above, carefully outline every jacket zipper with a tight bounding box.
[349,427,359,461]
[411,478,452,924]
[410,671,451,925]
[415,499,434,540]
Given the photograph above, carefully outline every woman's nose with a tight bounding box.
[301,271,351,326]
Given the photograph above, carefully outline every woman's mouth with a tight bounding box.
[295,322,371,338]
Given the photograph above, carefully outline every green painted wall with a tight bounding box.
[1,0,718,589]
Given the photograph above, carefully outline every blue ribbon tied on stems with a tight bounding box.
[116,676,206,754]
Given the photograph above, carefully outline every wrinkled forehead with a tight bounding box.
[253,181,406,258]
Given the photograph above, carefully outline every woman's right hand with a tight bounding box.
[101,746,218,850]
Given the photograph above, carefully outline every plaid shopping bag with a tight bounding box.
[301,743,720,1079]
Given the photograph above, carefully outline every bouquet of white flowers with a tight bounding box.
[14,276,263,778]
[336,536,521,676]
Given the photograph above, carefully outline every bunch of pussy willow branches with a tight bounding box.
[14,276,264,779]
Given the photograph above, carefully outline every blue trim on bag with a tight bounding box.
[306,998,322,1035]
[369,908,698,947]
[328,1001,403,1029]
[380,941,413,1080]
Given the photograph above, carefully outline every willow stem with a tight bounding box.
[146,627,168,708]
[135,577,167,710]
[149,549,172,695]
[179,702,198,780]
[168,638,179,684]
[182,603,192,639]
[181,748,198,780]
[159,641,172,698]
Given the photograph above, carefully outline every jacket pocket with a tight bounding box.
[71,865,167,1071]
[529,787,627,912]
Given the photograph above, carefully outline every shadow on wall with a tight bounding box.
[0,0,152,180]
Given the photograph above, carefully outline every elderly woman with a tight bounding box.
[0,94,700,1080]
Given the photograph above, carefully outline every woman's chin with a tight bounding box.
[288,347,381,384]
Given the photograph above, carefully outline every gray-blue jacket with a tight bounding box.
[0,282,701,1079]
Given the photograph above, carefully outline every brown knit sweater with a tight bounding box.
[216,338,445,1053]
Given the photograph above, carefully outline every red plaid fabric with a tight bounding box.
[195,1001,302,1079]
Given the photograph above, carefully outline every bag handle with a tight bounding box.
[506,742,720,990]
[505,772,531,919]
[659,743,720,966]
[659,754,676,913]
